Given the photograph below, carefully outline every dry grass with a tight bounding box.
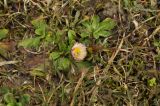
[0,0,160,106]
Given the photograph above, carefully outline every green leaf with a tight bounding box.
[35,27,45,37]
[68,30,76,44]
[6,103,16,106]
[81,16,116,40]
[80,31,90,38]
[155,54,160,61]
[4,93,16,104]
[31,18,47,40]
[82,21,92,32]
[99,18,116,30]
[18,37,41,48]
[93,31,111,39]
[0,48,8,61]
[54,30,64,43]
[153,41,160,47]
[91,15,100,29]
[45,32,53,43]
[148,78,157,87]
[56,58,71,70]
[58,42,67,52]
[123,0,131,7]
[73,11,80,25]
[49,52,62,60]
[81,38,91,44]
[16,103,23,106]
[31,19,46,29]
[0,87,10,94]
[30,69,46,77]
[0,29,9,40]
[20,94,30,105]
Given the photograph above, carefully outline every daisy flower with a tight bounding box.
[71,43,87,61]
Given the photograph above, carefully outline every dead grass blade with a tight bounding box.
[104,33,125,72]
[0,61,18,66]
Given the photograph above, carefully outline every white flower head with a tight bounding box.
[71,43,87,61]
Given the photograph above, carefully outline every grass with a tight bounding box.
[0,0,160,106]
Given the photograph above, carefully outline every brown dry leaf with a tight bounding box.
[0,40,16,52]
[23,54,45,69]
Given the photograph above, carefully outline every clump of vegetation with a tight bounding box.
[0,0,160,105]
[18,14,116,73]
[0,87,30,106]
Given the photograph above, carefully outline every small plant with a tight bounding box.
[49,51,71,71]
[4,93,30,106]
[18,16,53,49]
[0,87,30,106]
[148,77,157,87]
[18,15,116,72]
[80,15,116,39]
[0,29,9,40]
[153,40,160,48]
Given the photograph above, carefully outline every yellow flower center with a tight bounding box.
[73,47,81,57]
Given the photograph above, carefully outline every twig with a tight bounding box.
[70,69,87,106]
[38,83,46,102]
[30,0,46,13]
[0,61,18,66]
[142,25,160,46]
[4,0,8,8]
[104,33,125,72]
